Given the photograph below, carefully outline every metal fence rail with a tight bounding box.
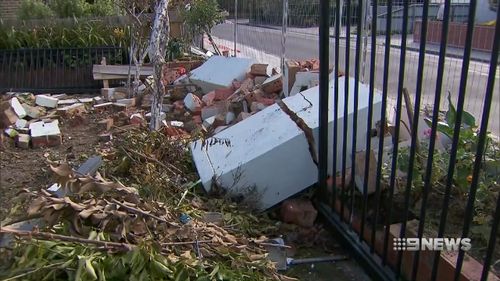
[0,47,128,93]
[317,0,500,281]
[217,0,500,280]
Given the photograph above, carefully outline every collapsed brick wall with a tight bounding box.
[0,0,21,20]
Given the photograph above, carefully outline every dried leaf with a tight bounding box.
[28,197,47,216]
[50,163,74,178]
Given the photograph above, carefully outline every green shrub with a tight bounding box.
[86,0,120,17]
[0,21,129,49]
[17,0,55,20]
[47,0,91,18]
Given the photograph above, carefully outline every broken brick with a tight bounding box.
[238,78,255,95]
[57,103,87,117]
[201,102,227,121]
[250,64,269,77]
[0,101,18,127]
[286,60,301,92]
[98,118,114,131]
[202,91,216,106]
[16,134,30,149]
[35,95,58,108]
[164,126,188,138]
[244,89,264,105]
[184,93,203,113]
[262,75,283,94]
[280,199,318,228]
[129,113,145,126]
[214,88,234,101]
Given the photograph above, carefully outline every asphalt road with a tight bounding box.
[212,23,499,135]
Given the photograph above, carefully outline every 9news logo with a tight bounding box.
[393,238,472,251]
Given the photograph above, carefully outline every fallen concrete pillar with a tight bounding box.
[189,56,254,93]
[190,77,382,210]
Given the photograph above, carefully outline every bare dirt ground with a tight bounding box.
[0,97,104,222]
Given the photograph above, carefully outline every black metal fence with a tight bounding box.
[0,47,128,93]
[317,0,500,281]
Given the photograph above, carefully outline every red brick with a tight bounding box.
[32,134,62,148]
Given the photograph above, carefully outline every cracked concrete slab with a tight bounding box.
[190,77,382,210]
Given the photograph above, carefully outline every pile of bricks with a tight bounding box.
[0,93,102,149]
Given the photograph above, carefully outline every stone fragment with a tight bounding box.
[280,199,318,228]
[16,134,30,149]
[262,75,283,94]
[10,97,27,118]
[250,64,270,77]
[35,95,58,108]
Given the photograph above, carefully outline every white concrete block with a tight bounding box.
[29,120,60,137]
[78,98,94,103]
[203,116,216,128]
[35,95,58,108]
[58,99,78,105]
[190,77,383,210]
[15,119,28,129]
[184,93,202,112]
[289,72,319,96]
[225,111,235,124]
[190,56,254,93]
[10,97,27,118]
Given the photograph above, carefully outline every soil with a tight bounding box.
[0,95,106,222]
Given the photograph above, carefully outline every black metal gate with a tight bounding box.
[316,0,500,280]
[0,47,128,93]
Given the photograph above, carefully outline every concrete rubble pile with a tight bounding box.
[189,60,382,209]
[0,93,100,149]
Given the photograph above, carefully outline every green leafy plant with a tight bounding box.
[393,93,500,247]
[183,0,226,42]
[18,0,55,20]
[0,21,130,49]
[48,0,91,18]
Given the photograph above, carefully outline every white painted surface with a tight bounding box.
[29,120,60,137]
[190,77,382,209]
[10,97,27,118]
[15,119,28,129]
[190,56,254,93]
[289,72,319,96]
[35,95,58,108]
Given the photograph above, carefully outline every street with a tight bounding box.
[212,22,499,135]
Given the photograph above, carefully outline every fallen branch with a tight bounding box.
[1,262,66,281]
[110,199,178,227]
[0,227,134,250]
[162,240,212,246]
[123,147,183,175]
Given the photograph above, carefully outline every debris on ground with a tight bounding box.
[0,54,356,281]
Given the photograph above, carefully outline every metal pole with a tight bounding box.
[234,0,238,57]
[282,0,288,96]
[318,0,330,197]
